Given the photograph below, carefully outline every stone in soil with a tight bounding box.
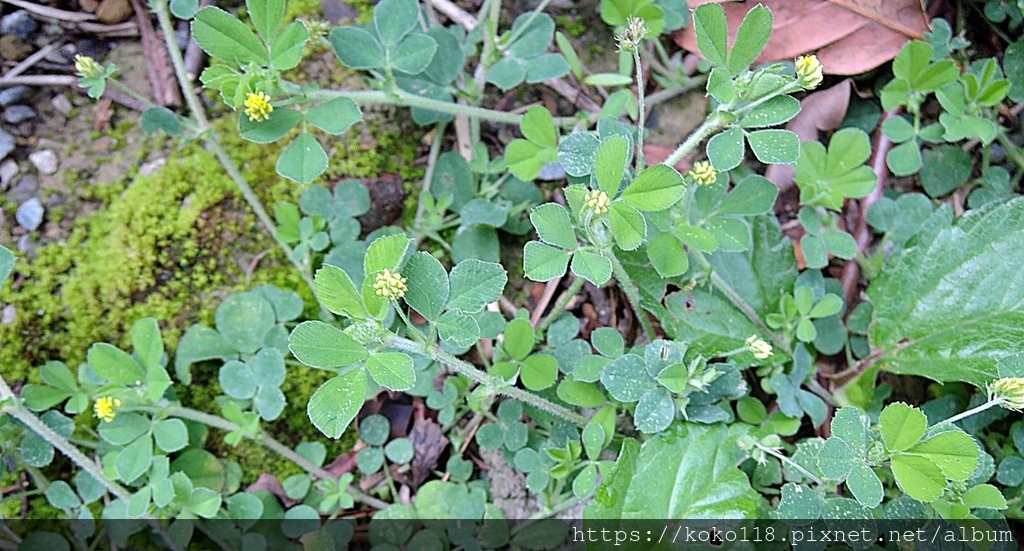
[16,197,44,232]
[29,149,58,175]
[51,95,73,116]
[0,35,33,62]
[0,86,30,107]
[0,129,15,161]
[0,11,38,40]
[95,0,133,24]
[9,174,38,203]
[3,105,36,124]
[0,160,17,190]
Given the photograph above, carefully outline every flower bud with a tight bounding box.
[745,335,773,360]
[988,377,1024,411]
[795,55,823,89]
[584,189,611,215]
[74,55,104,79]
[373,268,408,300]
[244,91,274,122]
[93,396,121,423]
[687,161,717,186]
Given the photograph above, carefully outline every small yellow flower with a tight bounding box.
[74,55,103,79]
[795,55,823,89]
[584,189,611,215]
[243,91,274,122]
[988,378,1024,411]
[373,268,407,300]
[687,161,717,186]
[745,335,773,360]
[93,396,121,423]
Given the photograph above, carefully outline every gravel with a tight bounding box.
[16,197,44,231]
[0,11,38,40]
[28,149,58,174]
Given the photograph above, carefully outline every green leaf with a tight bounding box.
[170,0,198,19]
[634,388,675,433]
[503,319,535,361]
[558,132,600,177]
[524,53,570,83]
[289,321,368,368]
[586,424,763,518]
[727,5,772,75]
[308,371,367,438]
[879,402,926,452]
[116,435,153,483]
[153,419,189,453]
[219,360,257,399]
[307,97,361,135]
[595,135,630,196]
[365,234,411,277]
[886,140,922,176]
[521,354,558,391]
[706,127,745,171]
[746,129,799,165]
[436,309,481,348]
[191,7,269,65]
[216,292,275,354]
[920,144,972,198]
[795,128,877,210]
[601,354,653,402]
[647,233,688,277]
[88,343,144,385]
[247,0,284,43]
[570,250,612,286]
[374,0,419,46]
[315,264,368,318]
[99,413,150,445]
[505,139,547,181]
[692,3,728,67]
[46,481,82,510]
[609,202,646,251]
[867,198,1024,385]
[390,33,438,74]
[962,484,1007,509]
[330,27,385,69]
[741,95,800,129]
[523,241,571,281]
[907,431,979,481]
[447,259,507,313]
[140,107,183,136]
[401,252,448,321]
[487,58,526,90]
[716,175,778,215]
[891,454,946,503]
[365,353,415,391]
[238,106,301,144]
[269,20,308,70]
[621,164,685,211]
[0,245,13,284]
[530,204,577,249]
[131,318,164,371]
[277,132,327,184]
[845,463,883,509]
[520,106,557,148]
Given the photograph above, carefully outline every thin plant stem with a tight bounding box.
[413,121,448,240]
[537,277,585,332]
[631,45,646,170]
[470,0,502,143]
[662,113,725,167]
[387,336,587,427]
[934,399,1002,428]
[607,252,656,341]
[755,443,824,486]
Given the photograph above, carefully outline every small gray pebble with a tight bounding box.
[3,105,36,124]
[16,197,44,231]
[0,160,17,189]
[51,94,73,115]
[0,129,15,161]
[0,11,38,40]
[16,233,34,255]
[28,149,58,174]
[0,85,30,107]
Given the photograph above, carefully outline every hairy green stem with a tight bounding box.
[632,46,646,170]
[607,253,656,341]
[934,399,1002,428]
[311,88,523,124]
[388,336,587,427]
[662,113,725,167]
[693,251,787,353]
[755,443,823,486]
[537,277,585,332]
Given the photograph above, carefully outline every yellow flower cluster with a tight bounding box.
[244,91,274,122]
[745,335,773,360]
[74,55,103,79]
[373,268,408,300]
[795,55,823,89]
[688,161,717,186]
[989,377,1024,411]
[584,189,611,214]
[93,396,121,423]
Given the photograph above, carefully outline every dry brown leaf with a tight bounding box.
[765,79,851,189]
[674,0,928,75]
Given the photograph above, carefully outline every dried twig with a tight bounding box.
[0,0,94,22]
[129,0,181,106]
[0,75,77,86]
[0,41,63,84]
[840,108,900,310]
[425,0,476,30]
